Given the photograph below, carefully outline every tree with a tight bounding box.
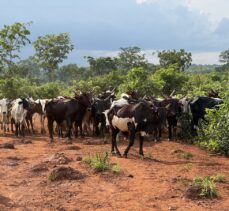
[85,56,117,76]
[33,33,73,82]
[0,22,31,71]
[117,46,148,71]
[157,49,192,71]
[153,64,188,95]
[219,50,229,64]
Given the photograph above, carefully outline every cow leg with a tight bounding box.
[40,115,46,134]
[11,118,14,132]
[26,119,29,134]
[66,118,73,140]
[21,122,25,137]
[168,122,172,140]
[139,134,144,156]
[111,128,121,156]
[48,118,54,142]
[123,123,135,158]
[15,123,19,137]
[30,117,35,135]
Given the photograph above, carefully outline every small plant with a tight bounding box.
[182,163,193,172]
[181,152,193,160]
[48,171,58,182]
[211,174,226,183]
[82,152,110,172]
[193,176,217,198]
[111,164,121,174]
[82,152,122,174]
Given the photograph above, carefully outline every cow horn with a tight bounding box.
[169,89,176,97]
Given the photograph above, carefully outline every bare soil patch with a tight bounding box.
[0,128,229,210]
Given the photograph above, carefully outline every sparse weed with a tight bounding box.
[193,176,217,198]
[48,171,58,182]
[211,174,226,183]
[111,164,121,174]
[182,163,193,172]
[82,152,121,174]
[181,152,193,160]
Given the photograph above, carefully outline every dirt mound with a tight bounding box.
[184,185,202,200]
[64,145,81,150]
[0,142,15,149]
[48,166,85,181]
[46,153,71,165]
[29,163,49,172]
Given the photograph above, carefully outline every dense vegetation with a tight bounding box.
[0,22,229,155]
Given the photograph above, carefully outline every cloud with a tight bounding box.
[0,0,227,65]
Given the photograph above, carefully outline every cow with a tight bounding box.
[107,102,160,158]
[151,97,182,140]
[91,93,115,136]
[26,100,44,135]
[11,98,30,136]
[0,98,10,134]
[45,92,91,142]
[34,99,49,134]
[189,96,223,135]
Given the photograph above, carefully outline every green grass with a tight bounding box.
[111,164,121,174]
[48,171,58,182]
[82,152,121,174]
[211,174,226,183]
[193,176,217,198]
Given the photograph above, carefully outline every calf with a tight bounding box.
[108,102,160,158]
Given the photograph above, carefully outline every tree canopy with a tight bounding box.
[157,49,192,71]
[33,33,74,81]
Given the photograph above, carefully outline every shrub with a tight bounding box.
[82,152,110,172]
[197,94,229,155]
[82,152,122,174]
[193,176,217,198]
[211,174,226,183]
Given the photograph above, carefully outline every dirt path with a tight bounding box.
[0,133,229,211]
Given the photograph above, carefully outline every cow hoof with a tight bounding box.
[123,154,128,158]
[140,154,144,159]
[111,151,116,156]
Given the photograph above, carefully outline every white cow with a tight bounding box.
[0,98,9,134]
[11,98,30,136]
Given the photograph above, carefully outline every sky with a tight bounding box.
[1,0,229,66]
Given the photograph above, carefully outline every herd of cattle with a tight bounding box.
[0,89,223,157]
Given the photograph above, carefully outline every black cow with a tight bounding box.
[91,93,115,136]
[189,96,222,134]
[151,98,182,140]
[108,102,160,158]
[45,93,91,142]
[26,101,43,135]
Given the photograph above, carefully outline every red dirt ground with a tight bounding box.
[0,119,229,211]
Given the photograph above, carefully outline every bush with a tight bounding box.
[82,152,110,172]
[82,152,122,174]
[197,94,229,155]
[193,176,217,198]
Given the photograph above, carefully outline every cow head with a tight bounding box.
[164,98,182,117]
[77,92,92,108]
[0,98,8,114]
[18,98,30,110]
